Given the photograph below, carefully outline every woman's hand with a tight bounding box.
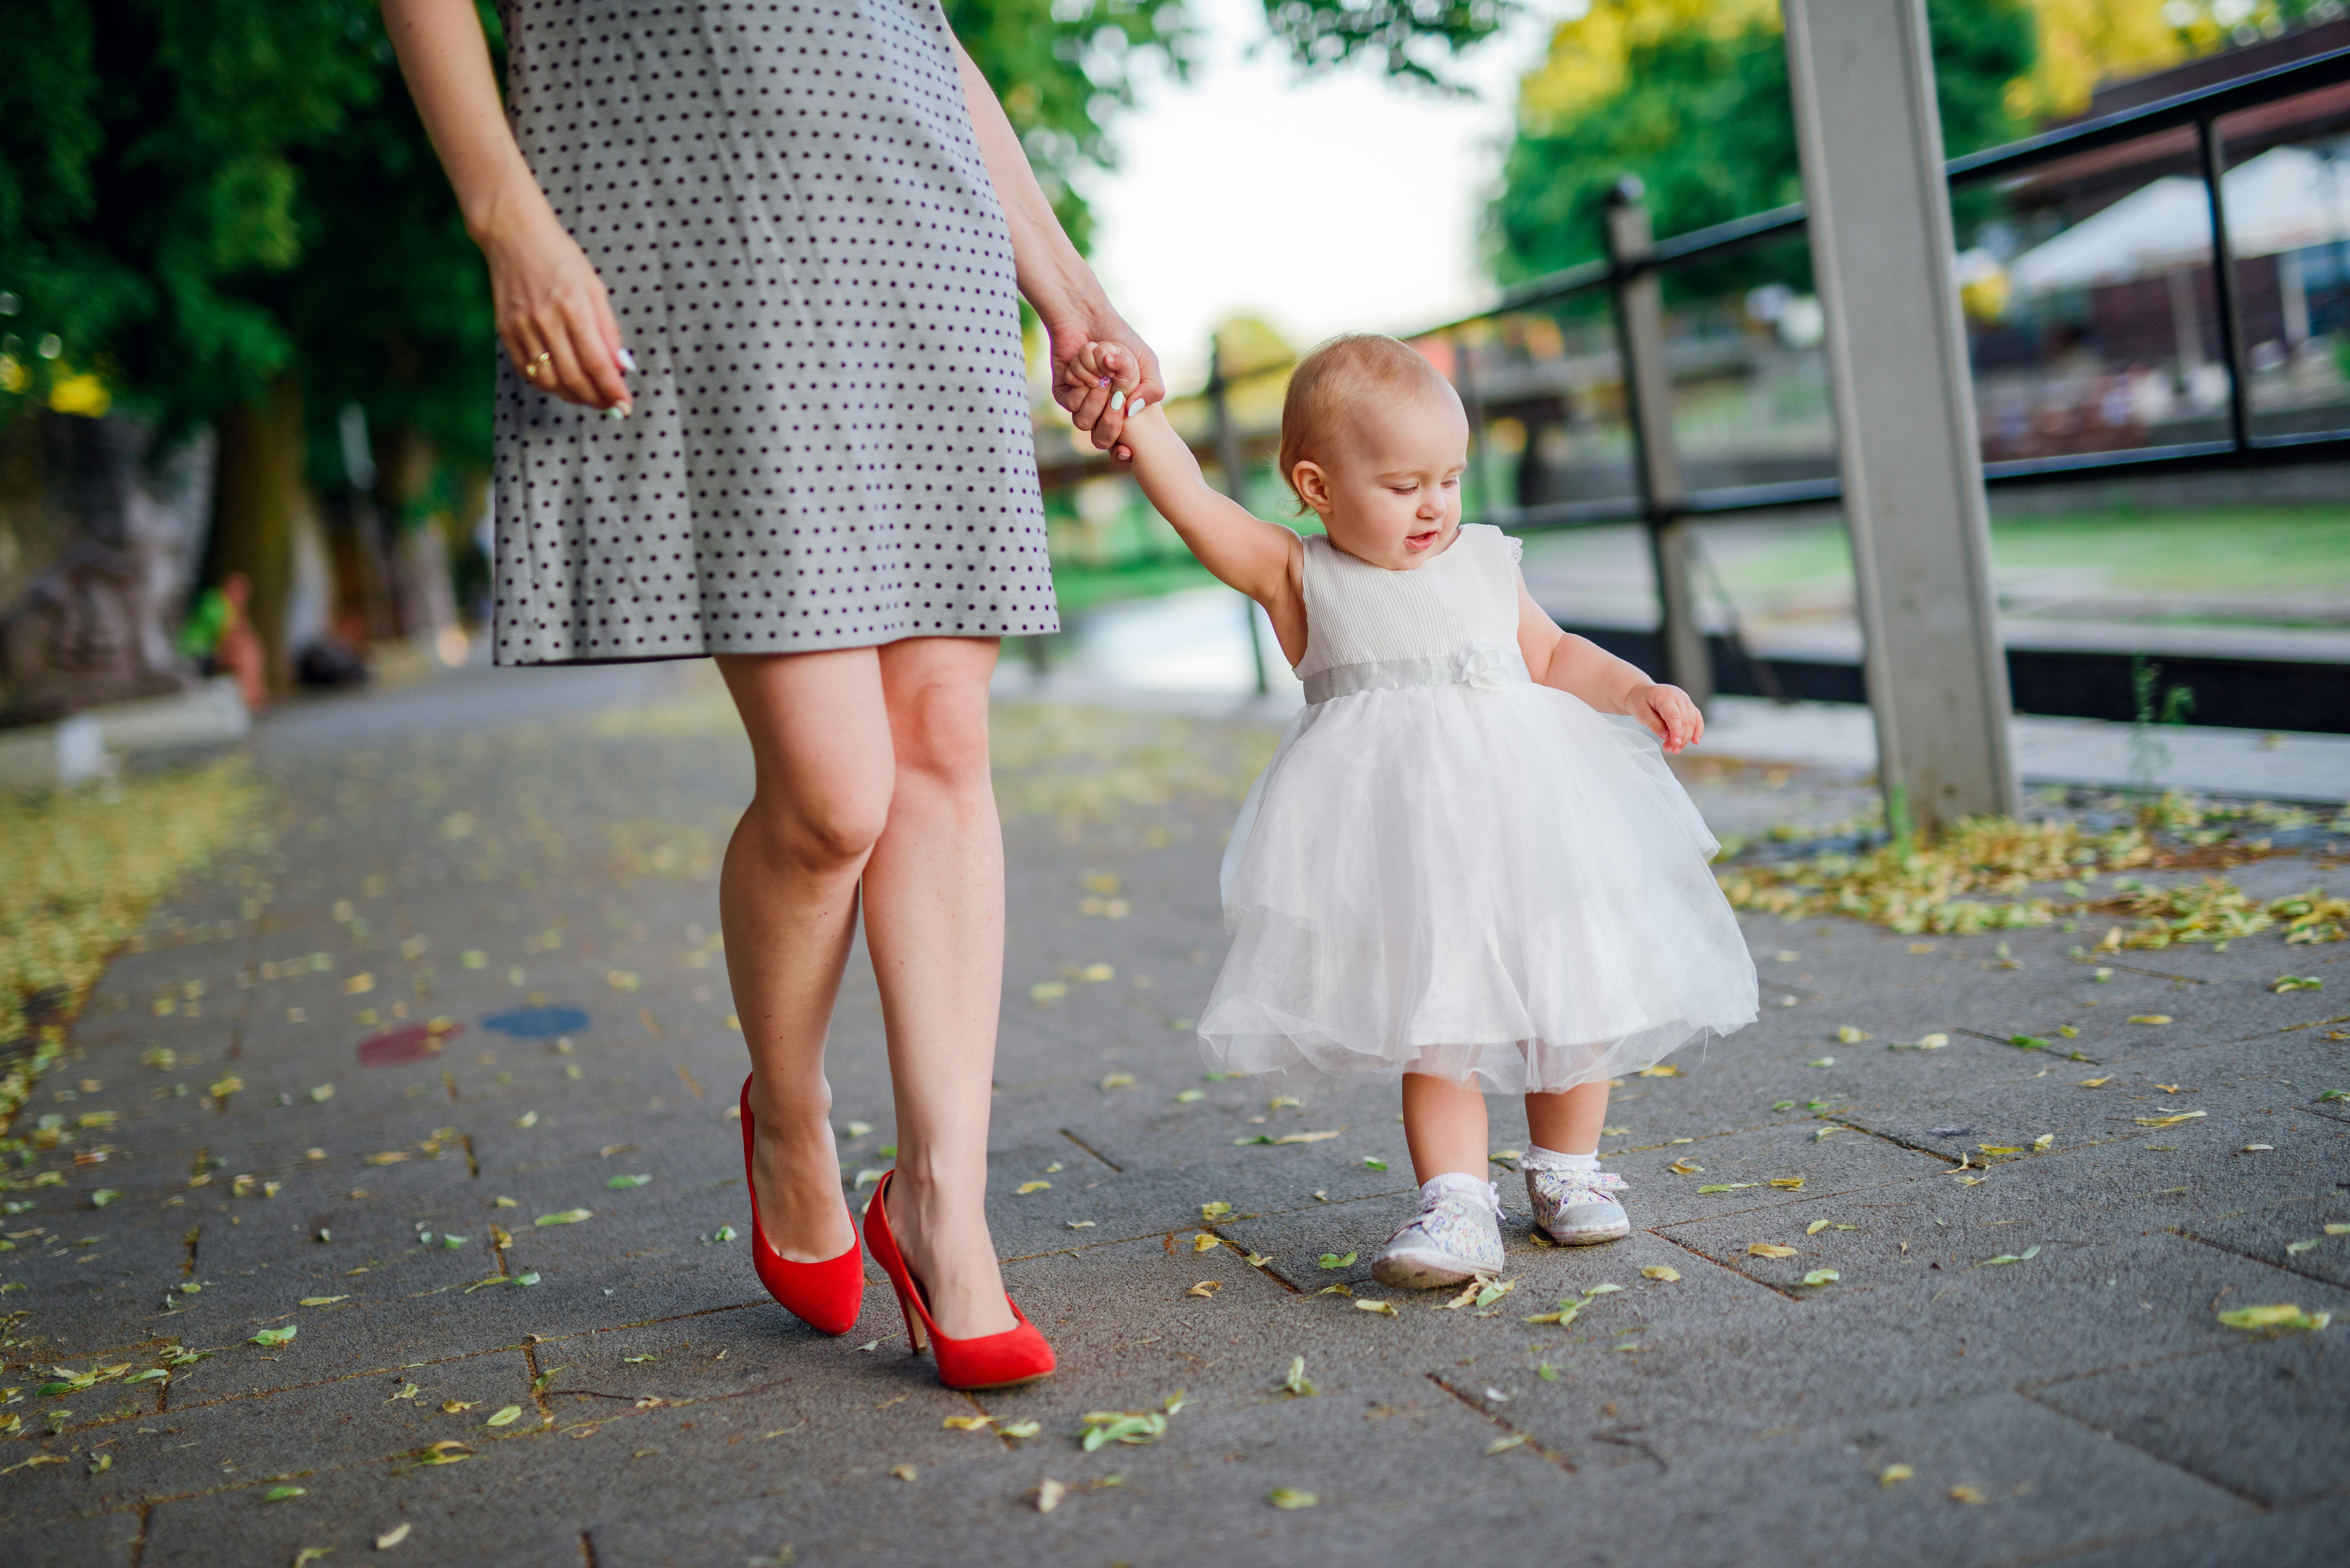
[480,191,633,414]
[1626,682,1704,753]
[1045,306,1163,461]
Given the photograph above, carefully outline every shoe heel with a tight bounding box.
[892,1286,929,1354]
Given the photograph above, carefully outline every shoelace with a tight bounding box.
[1540,1170,1629,1200]
[1389,1192,1491,1244]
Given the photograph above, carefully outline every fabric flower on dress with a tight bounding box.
[1460,642,1514,692]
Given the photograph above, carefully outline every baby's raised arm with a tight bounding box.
[1070,345,1299,616]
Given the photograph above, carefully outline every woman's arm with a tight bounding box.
[951,40,1156,458]
[382,0,630,412]
[1516,584,1704,752]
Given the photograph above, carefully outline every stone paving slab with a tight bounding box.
[5,661,2347,1564]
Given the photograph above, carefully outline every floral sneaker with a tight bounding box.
[1369,1183,1505,1289]
[1526,1167,1631,1245]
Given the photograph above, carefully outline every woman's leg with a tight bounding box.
[863,636,1018,1339]
[1400,1072,1491,1184]
[1525,1081,1611,1156]
[716,649,897,1265]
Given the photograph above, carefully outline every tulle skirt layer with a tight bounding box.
[1198,683,1758,1094]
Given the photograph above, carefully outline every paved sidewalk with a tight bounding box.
[3,662,2348,1567]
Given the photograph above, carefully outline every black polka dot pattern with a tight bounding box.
[490,0,1057,665]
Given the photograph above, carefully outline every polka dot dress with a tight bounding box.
[490,0,1057,665]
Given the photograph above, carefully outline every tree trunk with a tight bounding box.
[0,408,210,722]
[207,375,313,691]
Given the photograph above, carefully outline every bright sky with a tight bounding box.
[1079,0,1572,387]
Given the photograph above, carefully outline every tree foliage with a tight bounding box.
[1487,0,2042,286]
[1261,0,1518,89]
[3,0,1508,472]
[0,0,379,430]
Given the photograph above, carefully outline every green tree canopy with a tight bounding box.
[1487,0,2040,287]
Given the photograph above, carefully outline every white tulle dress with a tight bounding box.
[1198,524,1758,1093]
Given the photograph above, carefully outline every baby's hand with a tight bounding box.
[1066,341,1148,420]
[1626,682,1703,754]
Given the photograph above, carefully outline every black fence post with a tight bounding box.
[1605,178,1711,710]
[1452,329,1494,523]
[1207,330,1271,697]
[2197,116,2253,453]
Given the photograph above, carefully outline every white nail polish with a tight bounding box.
[1110,390,1126,412]
[616,347,639,374]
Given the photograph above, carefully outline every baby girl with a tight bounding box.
[1073,333,1756,1286]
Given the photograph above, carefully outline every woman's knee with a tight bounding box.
[743,783,890,874]
[885,664,992,790]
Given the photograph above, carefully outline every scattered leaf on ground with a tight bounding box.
[1641,1265,1680,1282]
[1976,1246,2042,1267]
[1035,1477,1066,1513]
[1317,1251,1356,1270]
[1356,1299,1398,1316]
[1485,1433,1529,1455]
[1749,1243,1798,1258]
[485,1406,523,1427]
[375,1522,413,1549]
[251,1325,297,1346]
[1016,1180,1051,1195]
[1267,1488,1317,1510]
[1881,1464,1913,1486]
[2218,1303,2331,1331]
[535,1209,593,1226]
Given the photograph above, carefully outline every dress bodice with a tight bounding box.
[1292,524,1524,693]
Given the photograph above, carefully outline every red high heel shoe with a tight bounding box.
[862,1169,1054,1391]
[738,1077,864,1336]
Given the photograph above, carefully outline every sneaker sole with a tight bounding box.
[1541,1218,1632,1246]
[1369,1247,1497,1290]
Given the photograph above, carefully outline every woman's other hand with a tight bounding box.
[480,193,633,414]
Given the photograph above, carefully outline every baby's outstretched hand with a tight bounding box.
[1626,682,1703,754]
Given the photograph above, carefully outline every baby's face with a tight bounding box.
[1297,381,1470,570]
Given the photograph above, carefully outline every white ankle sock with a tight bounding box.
[1522,1144,1598,1172]
[1420,1172,1501,1214]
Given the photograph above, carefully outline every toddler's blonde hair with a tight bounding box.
[1277,334,1452,509]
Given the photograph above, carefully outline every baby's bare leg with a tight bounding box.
[1400,1072,1490,1183]
[1525,1081,1611,1155]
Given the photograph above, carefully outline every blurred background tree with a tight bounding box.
[1,0,1506,688]
[1487,0,2043,287]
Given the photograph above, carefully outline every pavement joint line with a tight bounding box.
[1422,1371,1577,1476]
[2165,1222,2344,1289]
[2013,1380,2279,1514]
[1054,1127,1122,1171]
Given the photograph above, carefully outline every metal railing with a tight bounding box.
[1035,43,2350,697]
